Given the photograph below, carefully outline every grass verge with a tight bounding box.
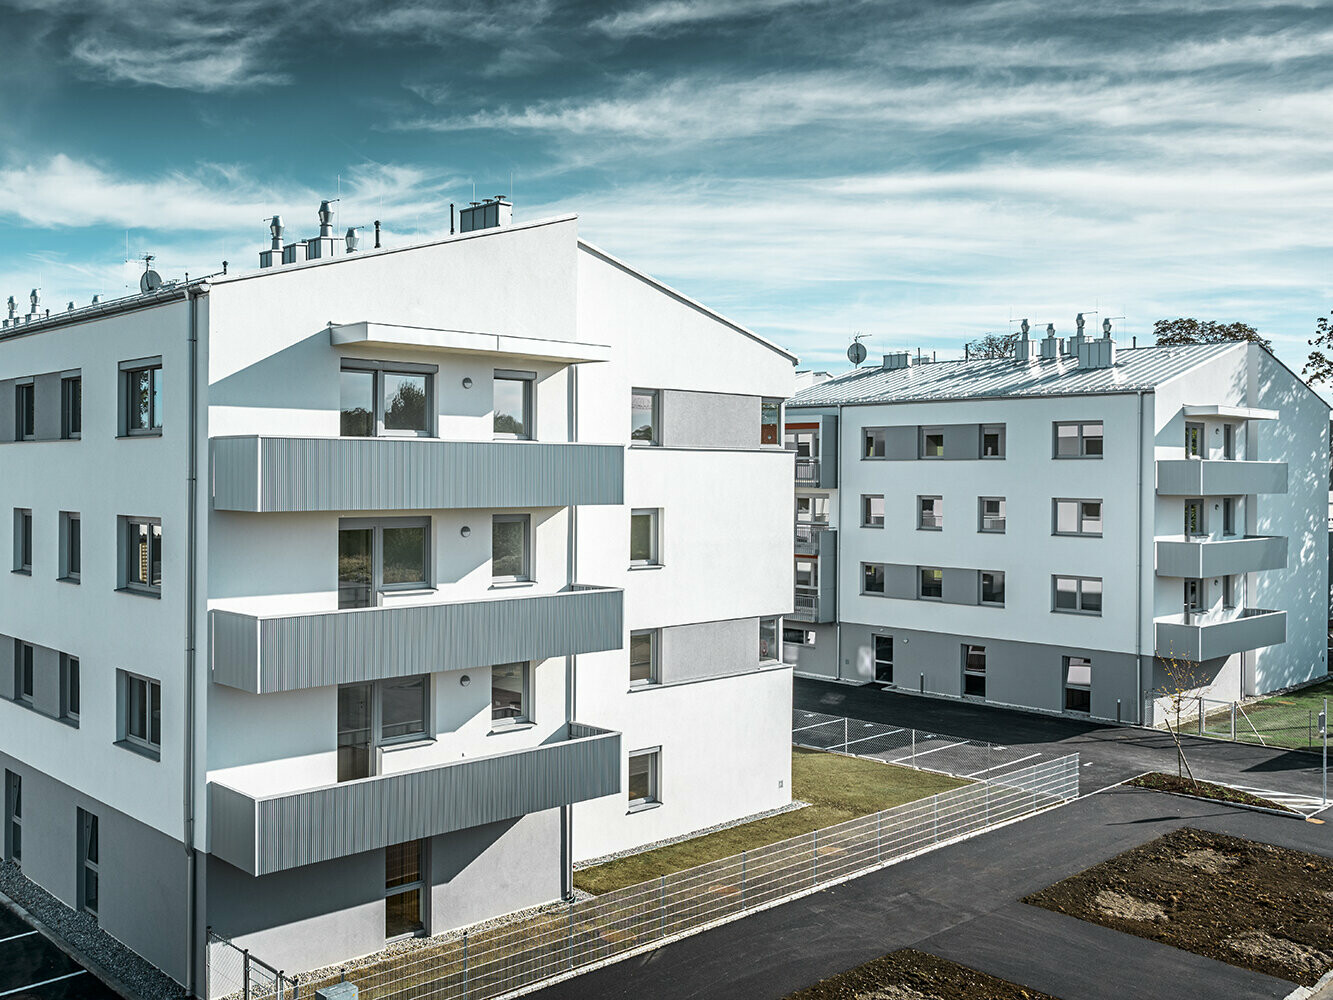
[1128,772,1294,812]
[574,747,967,894]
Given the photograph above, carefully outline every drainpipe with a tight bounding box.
[183,280,208,994]
[1136,390,1146,724]
[561,363,579,901]
[835,403,845,682]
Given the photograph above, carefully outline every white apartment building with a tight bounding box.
[785,326,1328,723]
[0,202,796,994]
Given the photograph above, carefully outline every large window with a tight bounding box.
[761,398,781,446]
[339,518,430,608]
[493,369,535,439]
[3,771,18,865]
[874,634,893,684]
[962,644,986,698]
[919,427,945,459]
[491,662,530,725]
[121,517,162,595]
[1184,498,1205,537]
[61,376,81,439]
[919,567,943,600]
[759,617,779,662]
[78,809,99,918]
[862,562,886,595]
[979,571,1005,607]
[862,427,886,459]
[1222,497,1237,536]
[795,494,829,524]
[1184,578,1205,614]
[15,382,34,440]
[979,497,1006,533]
[918,496,942,530]
[1053,499,1103,536]
[15,642,33,705]
[631,388,660,445]
[60,512,80,582]
[14,508,31,574]
[118,671,161,756]
[630,509,661,567]
[981,424,1005,458]
[122,360,162,434]
[1184,421,1205,459]
[1054,421,1103,458]
[628,749,660,810]
[630,631,658,687]
[491,514,531,583]
[1053,576,1102,615]
[1064,656,1092,712]
[861,494,885,528]
[385,841,426,939]
[340,362,433,437]
[337,676,430,781]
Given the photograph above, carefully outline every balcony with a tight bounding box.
[209,722,620,877]
[794,523,833,556]
[212,585,624,694]
[1154,608,1286,661]
[211,436,624,513]
[794,457,823,487]
[1155,535,1288,578]
[1156,460,1287,497]
[787,413,838,489]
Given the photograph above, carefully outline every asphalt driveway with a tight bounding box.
[0,897,120,999]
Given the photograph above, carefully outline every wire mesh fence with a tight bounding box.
[250,751,1078,1000]
[208,930,301,1000]
[1145,692,1330,754]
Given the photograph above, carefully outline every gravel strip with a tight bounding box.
[0,859,183,1000]
[575,799,811,870]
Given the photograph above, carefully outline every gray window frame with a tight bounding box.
[978,497,1006,533]
[1053,498,1103,537]
[1053,420,1103,459]
[493,368,536,441]
[980,424,1005,459]
[119,516,162,596]
[861,561,886,595]
[77,808,98,918]
[873,633,893,685]
[15,381,34,440]
[384,839,428,941]
[1223,423,1236,460]
[795,557,818,590]
[629,630,659,687]
[490,661,531,727]
[917,495,942,531]
[1222,497,1236,536]
[630,388,661,446]
[1184,421,1205,459]
[339,516,433,607]
[862,427,887,460]
[13,508,32,574]
[1183,498,1205,538]
[919,426,945,459]
[1052,575,1103,616]
[919,567,944,600]
[861,494,885,528]
[490,513,532,584]
[59,511,80,582]
[761,398,782,447]
[116,669,161,759]
[120,357,163,436]
[630,508,661,567]
[339,359,437,439]
[15,642,34,705]
[3,771,18,865]
[962,644,986,698]
[61,653,79,723]
[979,570,1005,607]
[628,747,661,811]
[1064,655,1092,713]
[760,617,779,662]
[61,375,81,439]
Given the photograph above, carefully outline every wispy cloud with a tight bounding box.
[591,0,829,37]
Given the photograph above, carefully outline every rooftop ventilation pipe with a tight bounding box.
[26,288,41,322]
[458,196,513,233]
[1039,320,1063,360]
[882,351,913,370]
[1068,313,1088,355]
[260,215,284,269]
[345,227,360,253]
[305,200,340,260]
[374,220,381,249]
[1076,317,1117,369]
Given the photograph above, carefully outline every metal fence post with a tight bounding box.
[242,949,250,1000]
[741,851,747,907]
[932,795,939,843]
[911,729,917,768]
[1198,696,1204,735]
[843,717,849,753]
[1231,702,1236,741]
[567,902,575,971]
[1322,698,1328,806]
[278,971,285,1000]
[659,875,666,935]
[876,810,882,863]
[462,929,469,998]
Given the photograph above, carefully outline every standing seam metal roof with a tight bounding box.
[787,342,1240,408]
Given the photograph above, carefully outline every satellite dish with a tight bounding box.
[140,270,162,293]
[847,341,868,366]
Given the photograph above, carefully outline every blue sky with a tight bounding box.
[0,0,1330,381]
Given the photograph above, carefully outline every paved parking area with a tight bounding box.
[0,901,120,1000]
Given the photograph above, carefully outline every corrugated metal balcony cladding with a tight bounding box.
[211,436,625,512]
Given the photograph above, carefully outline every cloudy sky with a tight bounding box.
[0,0,1329,380]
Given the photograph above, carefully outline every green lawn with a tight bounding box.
[1222,676,1333,750]
[573,747,968,894]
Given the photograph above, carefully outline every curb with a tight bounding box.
[1285,966,1333,1000]
[1123,782,1306,821]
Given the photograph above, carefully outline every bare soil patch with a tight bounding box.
[784,948,1062,1000]
[1127,772,1294,812]
[1024,828,1333,986]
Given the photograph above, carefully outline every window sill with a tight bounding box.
[862,523,884,529]
[115,586,161,599]
[57,576,80,585]
[11,569,31,576]
[917,526,942,532]
[489,580,535,591]
[114,739,160,762]
[628,800,662,814]
[380,737,435,753]
[628,563,664,572]
[381,587,436,598]
[117,430,164,439]
[628,682,661,692]
[1052,609,1102,617]
[489,721,536,735]
[628,442,661,449]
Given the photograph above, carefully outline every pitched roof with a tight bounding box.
[788,341,1239,408]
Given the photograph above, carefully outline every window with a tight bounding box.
[783,626,815,647]
[630,508,660,566]
[760,617,779,662]
[1184,421,1205,459]
[919,427,945,458]
[78,810,98,918]
[120,517,162,594]
[631,388,660,445]
[873,634,893,684]
[493,369,535,439]
[491,514,531,583]
[385,841,426,939]
[1064,656,1092,713]
[339,362,433,437]
[491,661,529,724]
[61,376,81,439]
[795,495,829,524]
[1054,421,1103,458]
[337,676,430,782]
[962,644,986,698]
[1054,499,1103,536]
[122,360,162,434]
[862,427,886,459]
[15,643,33,705]
[14,508,31,573]
[919,567,943,600]
[861,494,885,528]
[761,398,781,446]
[3,771,18,865]
[981,424,1005,458]
[630,631,658,687]
[60,512,80,582]
[15,382,34,440]
[1053,576,1102,615]
[339,518,431,608]
[1223,423,1236,460]
[979,497,1006,533]
[118,671,161,755]
[1222,497,1236,536]
[1223,574,1238,610]
[1183,499,1205,537]
[862,562,886,595]
[61,655,79,723]
[795,558,817,590]
[918,496,942,530]
[979,571,1005,607]
[628,749,660,809]
[1183,578,1205,614]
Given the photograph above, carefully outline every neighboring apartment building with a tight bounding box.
[785,325,1328,724]
[0,203,796,994]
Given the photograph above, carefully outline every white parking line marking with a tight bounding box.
[842,728,906,748]
[0,970,86,997]
[961,752,1042,777]
[883,740,968,764]
[0,930,39,945]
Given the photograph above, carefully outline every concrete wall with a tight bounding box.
[659,617,762,685]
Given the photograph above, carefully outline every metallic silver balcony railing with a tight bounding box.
[209,722,621,877]
[212,585,624,694]
[794,521,831,554]
[1155,459,1288,496]
[1153,607,1286,661]
[1154,534,1288,578]
[794,457,821,485]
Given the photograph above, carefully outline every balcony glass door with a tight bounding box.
[1185,422,1205,459]
[338,683,373,781]
[339,528,374,609]
[874,635,893,684]
[1184,499,1205,537]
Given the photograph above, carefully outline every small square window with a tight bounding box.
[1054,421,1103,458]
[918,496,942,530]
[920,427,945,458]
[631,389,660,445]
[862,562,886,595]
[861,494,885,528]
[60,512,80,582]
[919,567,943,600]
[628,749,660,809]
[1052,575,1102,615]
[340,363,434,438]
[630,630,659,687]
[981,424,1005,458]
[491,661,530,724]
[630,509,661,566]
[980,571,1005,606]
[863,427,886,459]
[61,376,81,439]
[1054,499,1103,537]
[493,370,535,439]
[979,497,1006,533]
[13,509,32,574]
[491,515,531,583]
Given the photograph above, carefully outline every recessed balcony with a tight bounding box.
[1156,460,1287,496]
[209,722,621,877]
[211,436,624,513]
[211,585,624,694]
[794,523,833,556]
[1154,535,1288,578]
[1154,608,1286,661]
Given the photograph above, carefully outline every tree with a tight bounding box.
[1155,647,1209,785]
[1302,311,1333,387]
[1153,318,1271,352]
[965,332,1019,359]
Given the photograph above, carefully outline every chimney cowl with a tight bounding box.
[318,200,335,237]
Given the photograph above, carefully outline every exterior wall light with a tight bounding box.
[462,377,473,388]
[460,525,471,538]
